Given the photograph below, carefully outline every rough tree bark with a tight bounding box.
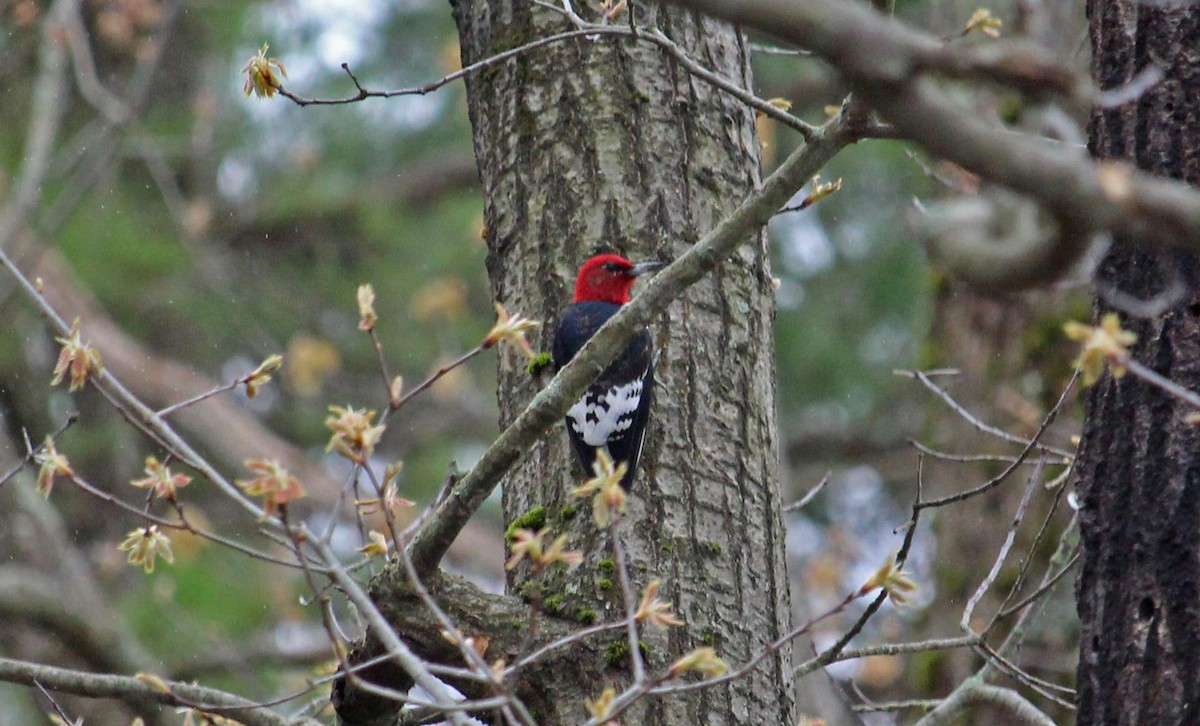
[450,2,796,724]
[1075,2,1200,723]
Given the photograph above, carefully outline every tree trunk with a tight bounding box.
[1075,3,1200,722]
[451,2,796,724]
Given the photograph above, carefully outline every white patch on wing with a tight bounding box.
[567,376,644,448]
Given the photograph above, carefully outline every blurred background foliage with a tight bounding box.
[0,0,1088,722]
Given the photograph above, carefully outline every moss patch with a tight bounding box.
[506,506,548,540]
[605,640,630,667]
[527,351,552,376]
[576,608,597,625]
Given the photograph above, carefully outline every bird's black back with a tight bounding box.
[552,301,654,489]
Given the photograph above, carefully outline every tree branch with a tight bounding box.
[0,0,72,250]
[663,0,1200,285]
[0,657,318,726]
[916,680,1055,726]
[407,112,855,573]
[280,19,819,139]
[334,569,599,725]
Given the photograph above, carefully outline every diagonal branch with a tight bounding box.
[407,112,856,573]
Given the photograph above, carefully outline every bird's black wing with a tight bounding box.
[552,302,654,488]
[603,344,653,489]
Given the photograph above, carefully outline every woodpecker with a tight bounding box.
[552,254,664,489]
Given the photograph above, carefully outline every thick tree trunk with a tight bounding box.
[451,2,796,724]
[1075,3,1200,722]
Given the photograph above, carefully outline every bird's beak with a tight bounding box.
[629,261,666,278]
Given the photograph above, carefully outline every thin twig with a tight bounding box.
[976,641,1076,706]
[783,471,830,512]
[67,473,322,572]
[278,29,624,106]
[910,440,1032,464]
[0,414,78,490]
[961,458,1044,631]
[393,344,485,412]
[611,518,647,682]
[897,369,1074,459]
[852,697,940,713]
[367,327,399,408]
[282,17,820,140]
[653,587,864,698]
[35,679,77,724]
[1123,357,1200,410]
[989,466,1071,630]
[917,372,1077,510]
[155,380,241,418]
[748,42,812,56]
[807,635,981,671]
[997,551,1080,620]
[507,621,625,672]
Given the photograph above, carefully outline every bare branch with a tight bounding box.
[1097,64,1164,108]
[664,0,1200,283]
[897,369,1074,459]
[998,551,1081,620]
[61,0,132,123]
[912,191,1093,291]
[282,17,820,139]
[783,471,830,512]
[0,657,317,726]
[307,538,474,726]
[916,681,1055,726]
[611,519,647,682]
[991,467,1074,623]
[961,458,1044,631]
[0,0,72,250]
[278,29,619,106]
[910,440,1032,464]
[796,635,980,677]
[1122,358,1200,410]
[852,697,940,714]
[915,374,1071,510]
[976,641,1076,708]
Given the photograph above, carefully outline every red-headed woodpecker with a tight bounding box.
[552,254,664,489]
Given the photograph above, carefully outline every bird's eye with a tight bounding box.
[604,262,619,272]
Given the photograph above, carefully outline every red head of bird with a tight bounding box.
[573,254,664,305]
